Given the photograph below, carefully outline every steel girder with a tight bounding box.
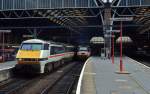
[0,0,98,11]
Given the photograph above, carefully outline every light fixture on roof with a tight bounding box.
[103,0,113,3]
[116,36,133,43]
[90,37,104,44]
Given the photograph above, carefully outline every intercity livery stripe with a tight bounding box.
[48,52,74,58]
[48,53,65,58]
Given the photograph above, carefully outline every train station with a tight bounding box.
[0,0,150,94]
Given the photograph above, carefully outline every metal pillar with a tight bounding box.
[33,28,37,39]
[2,32,4,62]
[120,21,123,71]
[104,2,111,58]
[112,31,114,64]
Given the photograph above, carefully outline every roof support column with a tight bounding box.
[104,2,111,58]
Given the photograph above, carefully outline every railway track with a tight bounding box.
[41,62,83,94]
[0,74,45,94]
[0,61,84,94]
[0,78,32,94]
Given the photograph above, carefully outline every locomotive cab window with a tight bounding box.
[79,47,88,51]
[21,43,43,50]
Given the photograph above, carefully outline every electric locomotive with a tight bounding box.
[77,46,90,60]
[15,39,74,74]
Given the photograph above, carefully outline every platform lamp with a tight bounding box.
[106,30,120,64]
[109,17,133,74]
[0,30,11,63]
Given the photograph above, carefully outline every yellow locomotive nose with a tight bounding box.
[16,50,41,58]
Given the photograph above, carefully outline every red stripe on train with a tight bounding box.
[48,54,65,58]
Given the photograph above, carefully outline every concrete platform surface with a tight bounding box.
[0,61,17,71]
[79,57,150,94]
[0,61,16,82]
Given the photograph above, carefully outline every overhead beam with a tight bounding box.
[96,0,105,6]
[139,25,150,34]
[111,0,119,6]
[0,0,99,11]
[112,0,150,7]
[0,24,143,29]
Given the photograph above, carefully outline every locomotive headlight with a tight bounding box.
[18,58,22,61]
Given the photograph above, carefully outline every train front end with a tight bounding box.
[77,46,90,60]
[15,39,49,74]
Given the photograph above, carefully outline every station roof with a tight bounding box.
[0,0,149,44]
[111,0,150,35]
[109,0,150,47]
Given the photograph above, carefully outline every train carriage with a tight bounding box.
[64,45,75,62]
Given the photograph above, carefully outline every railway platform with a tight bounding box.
[77,56,150,94]
[0,61,16,71]
[0,61,16,81]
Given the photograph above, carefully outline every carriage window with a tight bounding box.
[50,46,64,55]
[67,47,72,52]
[69,47,74,52]
[50,46,55,55]
[57,47,64,54]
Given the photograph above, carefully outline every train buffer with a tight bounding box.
[76,56,150,94]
